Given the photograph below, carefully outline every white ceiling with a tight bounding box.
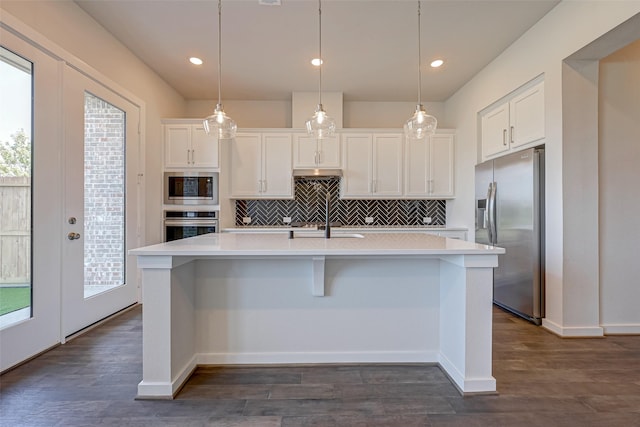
[74,0,560,102]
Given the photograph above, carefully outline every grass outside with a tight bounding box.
[0,287,31,316]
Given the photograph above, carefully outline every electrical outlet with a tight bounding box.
[423,217,432,224]
[243,217,252,224]
[283,217,292,224]
[365,217,374,224]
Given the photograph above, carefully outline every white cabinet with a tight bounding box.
[481,80,544,160]
[404,132,455,198]
[164,123,219,168]
[293,134,340,168]
[341,133,403,198]
[230,132,293,199]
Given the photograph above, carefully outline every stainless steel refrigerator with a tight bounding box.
[475,147,545,324]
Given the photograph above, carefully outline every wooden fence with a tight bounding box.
[0,176,30,284]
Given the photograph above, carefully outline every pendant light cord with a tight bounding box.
[417,0,422,106]
[318,0,323,107]
[217,0,222,107]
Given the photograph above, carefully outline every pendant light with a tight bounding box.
[306,0,336,139]
[404,0,437,140]
[203,0,237,139]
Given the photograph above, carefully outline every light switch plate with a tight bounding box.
[243,217,252,224]
[365,217,374,224]
[283,217,292,224]
[423,217,432,224]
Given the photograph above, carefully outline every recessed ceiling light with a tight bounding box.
[430,59,444,68]
[311,58,323,66]
[189,57,203,65]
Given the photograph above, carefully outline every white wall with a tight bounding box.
[1,0,187,244]
[444,2,640,335]
[599,39,640,333]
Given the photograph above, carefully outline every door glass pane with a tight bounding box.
[0,47,32,328]
[83,93,125,298]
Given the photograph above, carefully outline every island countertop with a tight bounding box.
[130,232,503,257]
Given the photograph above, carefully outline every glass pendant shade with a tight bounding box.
[306,104,336,139]
[404,104,437,140]
[204,103,237,139]
[306,0,335,140]
[203,0,236,140]
[404,1,437,140]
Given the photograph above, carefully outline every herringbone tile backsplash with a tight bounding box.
[235,178,446,226]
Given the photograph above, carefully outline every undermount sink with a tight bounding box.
[293,233,365,239]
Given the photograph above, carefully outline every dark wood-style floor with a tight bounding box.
[1,305,639,427]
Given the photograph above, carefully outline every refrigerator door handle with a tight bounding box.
[485,183,493,244]
[489,182,498,245]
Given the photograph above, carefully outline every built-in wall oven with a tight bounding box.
[164,171,219,205]
[164,210,218,242]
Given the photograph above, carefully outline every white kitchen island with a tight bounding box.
[130,232,504,399]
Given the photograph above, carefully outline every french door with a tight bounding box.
[61,66,140,337]
[1,23,142,371]
[0,28,63,371]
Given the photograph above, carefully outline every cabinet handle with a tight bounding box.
[262,180,266,193]
[510,126,514,144]
[257,180,262,193]
[314,151,318,165]
[502,129,507,146]
[192,149,195,164]
[373,180,377,193]
[318,150,322,164]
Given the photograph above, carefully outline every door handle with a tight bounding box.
[488,182,497,245]
[68,232,81,240]
[485,183,493,244]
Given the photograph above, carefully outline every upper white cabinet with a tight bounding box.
[164,123,219,168]
[405,132,455,198]
[293,134,340,168]
[230,132,293,199]
[481,80,544,160]
[341,133,403,198]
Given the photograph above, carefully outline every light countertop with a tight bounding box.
[130,232,501,257]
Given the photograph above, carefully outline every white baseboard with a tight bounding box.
[542,319,604,337]
[136,354,197,399]
[602,324,640,335]
[197,350,438,365]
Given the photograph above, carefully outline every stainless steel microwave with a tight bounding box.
[164,171,219,205]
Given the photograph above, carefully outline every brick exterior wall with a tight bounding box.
[83,94,125,288]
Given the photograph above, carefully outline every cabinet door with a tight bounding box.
[404,136,429,197]
[341,134,373,197]
[481,103,510,159]
[262,133,293,198]
[230,133,262,198]
[372,134,403,197]
[164,125,191,167]
[293,134,340,168]
[191,124,219,168]
[510,82,544,148]
[429,134,454,197]
[317,136,340,168]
